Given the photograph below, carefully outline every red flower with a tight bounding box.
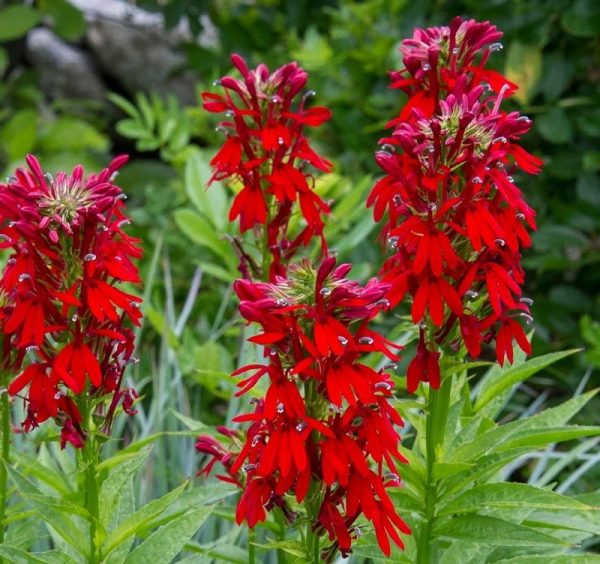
[369,17,540,387]
[51,341,102,394]
[406,331,441,393]
[198,259,408,559]
[0,155,143,447]
[202,55,333,279]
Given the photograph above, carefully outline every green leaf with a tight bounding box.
[291,26,333,71]
[438,483,595,517]
[174,209,237,272]
[143,303,180,350]
[536,108,574,145]
[39,118,110,154]
[101,482,187,559]
[388,488,423,513]
[505,42,542,105]
[0,5,41,42]
[0,110,38,161]
[37,0,85,41]
[123,506,212,564]
[252,540,306,557]
[448,391,597,463]
[170,410,206,432]
[499,426,600,451]
[0,545,79,564]
[108,93,141,119]
[11,450,73,497]
[443,447,538,496]
[6,465,87,555]
[433,515,567,547]
[350,541,412,562]
[332,214,377,256]
[184,150,228,230]
[438,542,488,564]
[166,482,238,512]
[474,350,579,411]
[115,431,200,458]
[523,390,597,429]
[104,476,136,564]
[433,462,474,481]
[496,555,600,563]
[99,449,151,530]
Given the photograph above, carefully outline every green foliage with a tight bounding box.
[109,93,192,164]
[0,6,41,43]
[1,1,599,561]
[2,438,221,562]
[373,353,600,562]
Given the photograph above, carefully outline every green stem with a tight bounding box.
[417,376,452,564]
[303,380,322,563]
[248,526,255,564]
[0,388,10,545]
[80,400,101,564]
[304,495,320,564]
[417,389,438,564]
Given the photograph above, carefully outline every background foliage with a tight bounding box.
[0,0,599,560]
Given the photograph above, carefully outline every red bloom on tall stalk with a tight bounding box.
[196,258,410,560]
[0,155,142,447]
[368,17,541,391]
[202,54,333,280]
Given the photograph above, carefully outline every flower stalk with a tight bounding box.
[80,398,101,564]
[0,383,10,544]
[417,372,452,564]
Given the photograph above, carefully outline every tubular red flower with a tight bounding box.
[0,155,142,446]
[202,55,333,280]
[369,18,541,388]
[196,259,410,558]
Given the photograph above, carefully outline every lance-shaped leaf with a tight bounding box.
[123,506,212,564]
[437,482,596,517]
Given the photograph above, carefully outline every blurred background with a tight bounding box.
[0,0,599,504]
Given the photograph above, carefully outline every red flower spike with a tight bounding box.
[0,155,142,447]
[369,17,540,389]
[197,259,409,559]
[202,54,332,280]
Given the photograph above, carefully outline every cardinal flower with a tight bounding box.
[369,17,541,390]
[202,54,333,280]
[197,258,409,560]
[0,155,142,447]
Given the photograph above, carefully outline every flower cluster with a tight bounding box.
[0,155,142,447]
[196,258,410,559]
[368,17,541,391]
[202,54,332,280]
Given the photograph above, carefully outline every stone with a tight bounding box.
[67,0,198,105]
[26,27,107,104]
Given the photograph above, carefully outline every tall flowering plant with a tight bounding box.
[202,54,332,280]
[198,259,409,561]
[0,155,142,560]
[368,17,542,392]
[197,55,410,562]
[196,20,598,564]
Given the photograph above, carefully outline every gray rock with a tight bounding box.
[68,0,198,105]
[26,27,107,104]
